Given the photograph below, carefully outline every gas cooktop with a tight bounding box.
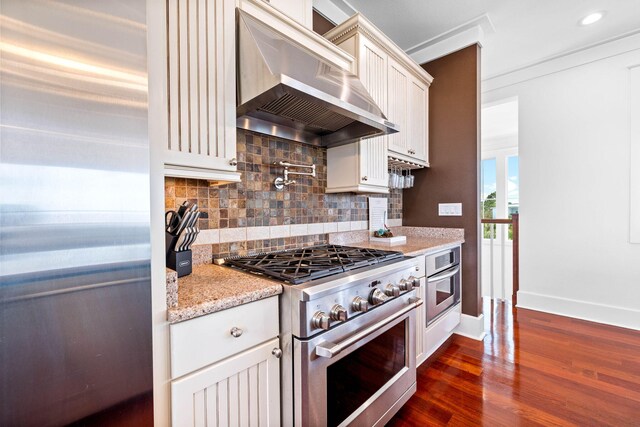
[223,244,403,284]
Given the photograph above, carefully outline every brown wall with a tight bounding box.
[312,10,336,35]
[403,45,482,317]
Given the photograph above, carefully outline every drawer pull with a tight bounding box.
[230,327,243,338]
[272,348,282,358]
[229,158,238,166]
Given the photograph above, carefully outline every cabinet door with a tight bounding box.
[359,138,388,188]
[262,0,312,29]
[358,37,387,115]
[357,38,388,188]
[172,338,281,427]
[386,57,408,156]
[165,0,237,172]
[408,77,428,164]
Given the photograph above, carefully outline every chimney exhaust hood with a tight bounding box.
[236,10,398,147]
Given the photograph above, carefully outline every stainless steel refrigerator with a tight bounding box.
[0,1,153,425]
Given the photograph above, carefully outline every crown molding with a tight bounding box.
[406,15,493,66]
[406,14,494,55]
[483,29,640,92]
[324,13,433,84]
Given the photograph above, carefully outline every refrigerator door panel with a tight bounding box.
[0,0,152,425]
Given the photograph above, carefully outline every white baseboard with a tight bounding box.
[454,313,486,340]
[517,291,640,331]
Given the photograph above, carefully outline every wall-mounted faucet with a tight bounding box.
[273,161,316,190]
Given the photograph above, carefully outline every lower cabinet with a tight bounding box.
[422,304,461,362]
[171,338,281,426]
[169,296,281,426]
[415,277,427,365]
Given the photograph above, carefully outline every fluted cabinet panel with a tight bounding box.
[408,78,428,165]
[164,0,239,179]
[171,338,280,427]
[387,57,409,156]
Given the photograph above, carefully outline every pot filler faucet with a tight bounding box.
[273,160,316,189]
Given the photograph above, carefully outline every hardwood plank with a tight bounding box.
[387,301,640,426]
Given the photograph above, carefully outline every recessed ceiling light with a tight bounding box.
[579,11,605,26]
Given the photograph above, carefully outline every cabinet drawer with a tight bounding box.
[170,297,279,378]
[424,303,461,359]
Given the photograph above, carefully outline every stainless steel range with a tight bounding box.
[225,245,423,427]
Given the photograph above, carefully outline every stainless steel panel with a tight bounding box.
[236,10,398,146]
[426,265,461,325]
[0,1,151,425]
[294,294,418,426]
[425,246,460,276]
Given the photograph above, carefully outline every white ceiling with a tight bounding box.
[321,0,640,79]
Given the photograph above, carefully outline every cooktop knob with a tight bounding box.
[369,288,388,305]
[408,275,421,287]
[330,304,348,322]
[398,278,413,292]
[351,296,369,312]
[385,284,400,297]
[311,311,330,330]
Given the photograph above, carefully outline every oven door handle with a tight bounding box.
[427,266,460,283]
[315,297,423,359]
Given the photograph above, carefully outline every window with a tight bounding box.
[507,156,519,239]
[481,158,496,238]
[480,155,519,240]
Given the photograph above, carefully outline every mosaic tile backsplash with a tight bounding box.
[165,130,403,259]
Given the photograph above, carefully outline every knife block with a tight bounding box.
[167,250,192,277]
[166,232,192,277]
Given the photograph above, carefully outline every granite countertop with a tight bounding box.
[349,236,463,256]
[329,226,465,257]
[167,264,282,324]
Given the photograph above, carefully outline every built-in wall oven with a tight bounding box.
[426,246,461,325]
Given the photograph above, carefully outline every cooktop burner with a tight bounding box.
[224,244,403,284]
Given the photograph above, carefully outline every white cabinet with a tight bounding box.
[325,27,389,194]
[326,139,388,193]
[324,13,433,186]
[386,57,409,157]
[164,0,241,183]
[408,77,428,164]
[415,276,427,365]
[424,304,461,359]
[170,297,281,426]
[172,338,281,426]
[261,0,312,29]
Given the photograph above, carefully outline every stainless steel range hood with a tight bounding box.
[236,10,398,146]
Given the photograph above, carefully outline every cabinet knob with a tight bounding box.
[362,176,368,181]
[229,158,238,166]
[272,348,282,358]
[230,327,243,338]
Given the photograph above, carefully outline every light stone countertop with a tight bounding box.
[348,236,464,257]
[167,264,282,324]
[329,226,465,257]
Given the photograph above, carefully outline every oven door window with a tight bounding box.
[435,277,454,305]
[326,320,407,427]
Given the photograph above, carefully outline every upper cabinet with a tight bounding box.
[260,0,312,29]
[162,0,241,183]
[325,14,433,168]
[326,139,388,194]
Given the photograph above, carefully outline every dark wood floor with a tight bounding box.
[388,301,640,426]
